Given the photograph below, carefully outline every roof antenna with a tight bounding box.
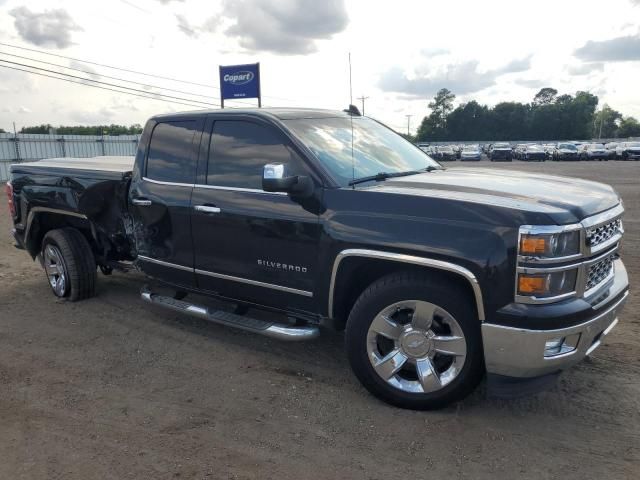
[348,52,355,186]
[348,52,353,106]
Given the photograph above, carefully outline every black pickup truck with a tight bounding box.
[6,108,629,409]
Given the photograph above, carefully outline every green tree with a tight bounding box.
[0,128,5,133]
[569,91,599,139]
[533,88,558,106]
[20,124,143,135]
[489,102,529,140]
[447,101,491,140]
[617,116,640,138]
[20,124,53,134]
[417,88,455,141]
[593,105,622,139]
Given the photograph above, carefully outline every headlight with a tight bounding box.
[517,269,578,298]
[519,230,580,258]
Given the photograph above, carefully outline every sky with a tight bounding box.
[0,0,639,134]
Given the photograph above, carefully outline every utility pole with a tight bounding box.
[598,110,604,139]
[357,95,369,115]
[405,115,413,137]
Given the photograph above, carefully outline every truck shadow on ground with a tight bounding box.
[87,271,640,421]
[5,269,637,428]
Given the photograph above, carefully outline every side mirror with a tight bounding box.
[262,164,313,198]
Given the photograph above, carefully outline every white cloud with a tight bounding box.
[220,0,349,55]
[1,0,640,133]
[574,34,640,62]
[567,62,605,75]
[175,14,219,38]
[379,56,532,97]
[9,7,82,49]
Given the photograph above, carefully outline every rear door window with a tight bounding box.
[146,121,197,183]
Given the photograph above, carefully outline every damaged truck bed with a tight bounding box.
[9,156,135,264]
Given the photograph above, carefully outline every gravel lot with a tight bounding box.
[1,160,638,480]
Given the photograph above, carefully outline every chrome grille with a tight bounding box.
[586,254,615,291]
[587,218,622,249]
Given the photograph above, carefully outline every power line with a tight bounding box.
[0,41,221,91]
[0,42,279,107]
[0,63,209,110]
[0,50,218,101]
[0,59,220,108]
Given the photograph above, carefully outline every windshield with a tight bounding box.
[627,142,640,148]
[588,144,605,149]
[558,143,577,150]
[528,145,543,151]
[494,144,510,149]
[283,117,441,186]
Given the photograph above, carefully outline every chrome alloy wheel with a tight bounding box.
[366,300,467,394]
[43,244,67,297]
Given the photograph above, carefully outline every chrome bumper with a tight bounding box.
[482,261,629,378]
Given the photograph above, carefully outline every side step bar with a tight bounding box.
[141,286,320,341]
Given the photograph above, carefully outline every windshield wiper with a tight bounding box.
[348,170,421,186]
[348,166,439,186]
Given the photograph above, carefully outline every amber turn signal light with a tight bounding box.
[518,275,548,294]
[519,236,547,255]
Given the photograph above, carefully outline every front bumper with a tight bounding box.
[481,260,629,378]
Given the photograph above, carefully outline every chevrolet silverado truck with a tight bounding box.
[6,108,629,410]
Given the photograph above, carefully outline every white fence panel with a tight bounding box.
[0,133,140,181]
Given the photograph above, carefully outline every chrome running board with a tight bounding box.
[140,286,319,341]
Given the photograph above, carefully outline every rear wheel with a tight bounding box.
[345,272,484,410]
[42,228,97,301]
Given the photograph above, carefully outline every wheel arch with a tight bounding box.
[24,208,94,258]
[329,249,485,326]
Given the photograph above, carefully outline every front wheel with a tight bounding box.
[345,273,484,410]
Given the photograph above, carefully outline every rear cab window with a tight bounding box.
[146,120,198,183]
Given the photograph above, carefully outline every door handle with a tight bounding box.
[132,198,152,206]
[194,205,221,214]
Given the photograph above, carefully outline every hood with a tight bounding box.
[368,168,620,224]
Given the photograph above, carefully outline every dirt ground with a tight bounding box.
[0,160,638,480]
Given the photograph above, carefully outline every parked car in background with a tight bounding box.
[437,145,457,161]
[489,143,513,161]
[580,143,608,161]
[514,144,530,160]
[553,143,579,161]
[460,145,482,161]
[522,144,547,161]
[605,142,618,159]
[543,144,556,159]
[616,141,640,160]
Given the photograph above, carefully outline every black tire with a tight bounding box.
[345,272,484,410]
[42,228,97,301]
